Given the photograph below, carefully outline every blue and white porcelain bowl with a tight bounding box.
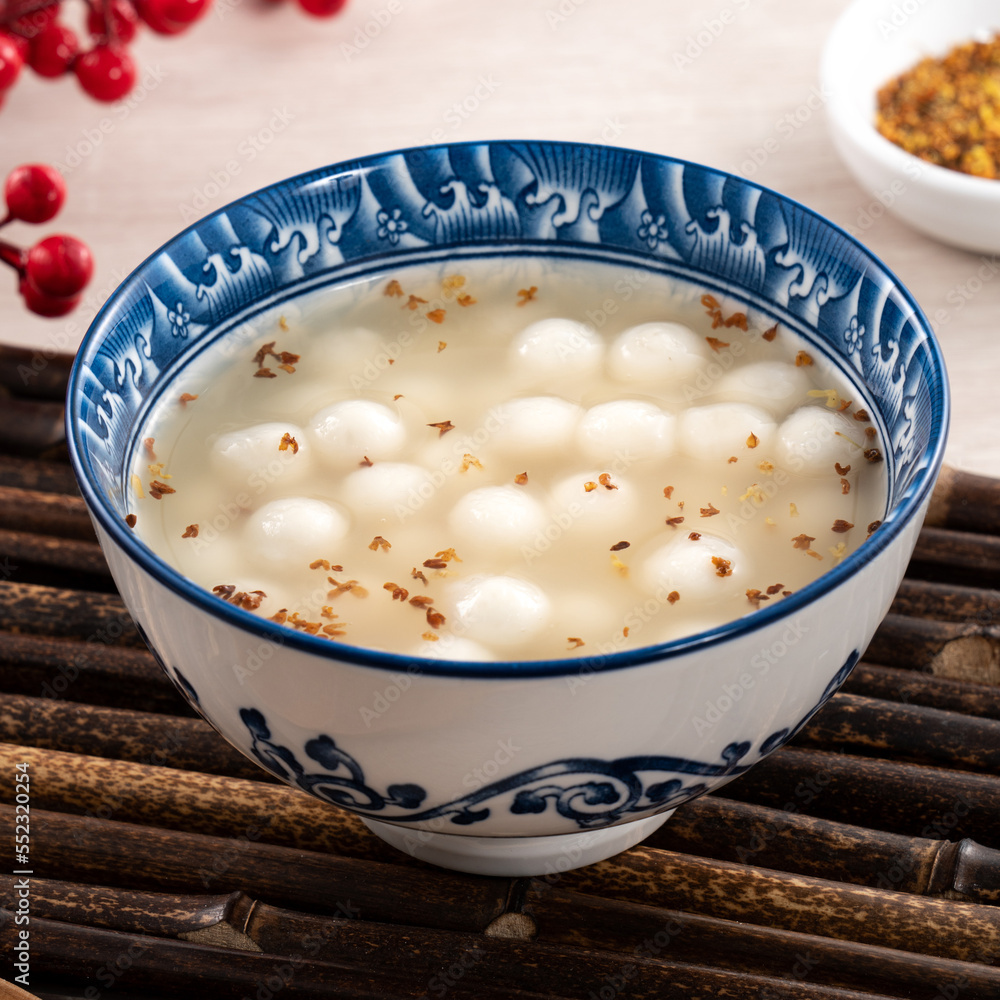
[67,142,949,877]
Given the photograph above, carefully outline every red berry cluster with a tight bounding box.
[0,0,214,105]
[1,164,94,317]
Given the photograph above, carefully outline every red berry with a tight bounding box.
[1,30,30,63]
[29,21,79,79]
[26,235,94,298]
[19,276,81,317]
[86,0,140,45]
[136,0,211,33]
[296,0,347,15]
[4,164,66,223]
[74,44,136,102]
[0,31,25,90]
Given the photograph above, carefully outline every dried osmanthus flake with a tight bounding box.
[289,612,322,635]
[179,392,199,405]
[461,454,483,472]
[663,486,674,499]
[789,503,799,517]
[182,524,199,538]
[393,394,404,401]
[865,427,878,440]
[791,534,815,550]
[829,542,848,561]
[720,486,728,497]
[427,310,446,324]
[610,552,629,576]
[422,558,448,570]
[385,279,404,297]
[567,637,585,649]
[143,437,156,458]
[665,516,685,527]
[706,336,730,353]
[864,448,884,464]
[762,323,778,342]
[835,462,851,476]
[598,473,618,491]
[422,632,440,642]
[149,480,176,500]
[584,481,598,493]
[437,341,447,352]
[766,583,784,595]
[434,548,463,563]
[740,483,766,505]
[383,582,409,602]
[517,286,538,306]
[832,519,854,533]
[688,531,701,541]
[252,341,275,365]
[867,520,882,538]
[746,432,759,449]
[235,590,266,611]
[711,556,733,577]
[727,456,738,464]
[131,473,144,499]
[700,503,720,517]
[457,294,476,307]
[667,591,680,604]
[623,627,630,638]
[610,540,630,551]
[795,351,814,367]
[328,577,368,598]
[404,294,428,311]
[253,368,277,379]
[746,588,769,608]
[411,567,429,585]
[427,420,455,437]
[758,460,774,473]
[765,517,776,526]
[147,462,171,480]
[724,311,748,331]
[269,609,288,624]
[426,608,446,629]
[322,624,347,637]
[279,432,299,454]
[125,513,137,528]
[359,456,373,468]
[442,275,466,293]
[369,535,391,552]
[212,584,236,600]
[514,472,529,485]
[840,478,851,495]
[409,595,434,608]
[279,315,289,332]
[320,606,337,619]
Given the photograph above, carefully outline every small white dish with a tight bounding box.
[822,0,1000,254]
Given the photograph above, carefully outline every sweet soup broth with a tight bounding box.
[129,257,887,662]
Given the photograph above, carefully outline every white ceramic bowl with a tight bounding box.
[68,141,949,877]
[823,0,1000,253]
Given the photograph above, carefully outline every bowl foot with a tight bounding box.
[361,811,674,876]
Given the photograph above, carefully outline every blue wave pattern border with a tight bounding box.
[75,141,943,520]
[235,651,859,829]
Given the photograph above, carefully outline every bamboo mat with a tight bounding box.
[1,346,1000,999]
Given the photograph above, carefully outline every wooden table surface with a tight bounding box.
[1,0,995,474]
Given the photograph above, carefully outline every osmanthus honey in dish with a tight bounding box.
[127,258,888,663]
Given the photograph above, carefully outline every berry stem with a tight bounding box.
[0,239,26,275]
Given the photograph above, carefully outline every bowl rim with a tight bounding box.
[822,0,1000,204]
[66,139,951,680]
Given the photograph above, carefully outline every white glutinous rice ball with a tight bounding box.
[309,400,406,468]
[448,485,548,553]
[715,362,813,418]
[641,532,745,602]
[678,403,776,461]
[340,463,434,519]
[777,406,859,474]
[489,396,583,457]
[411,636,495,663]
[608,322,708,385]
[443,575,552,648]
[210,422,309,491]
[510,318,604,378]
[549,470,639,534]
[576,400,675,463]
[244,497,350,565]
